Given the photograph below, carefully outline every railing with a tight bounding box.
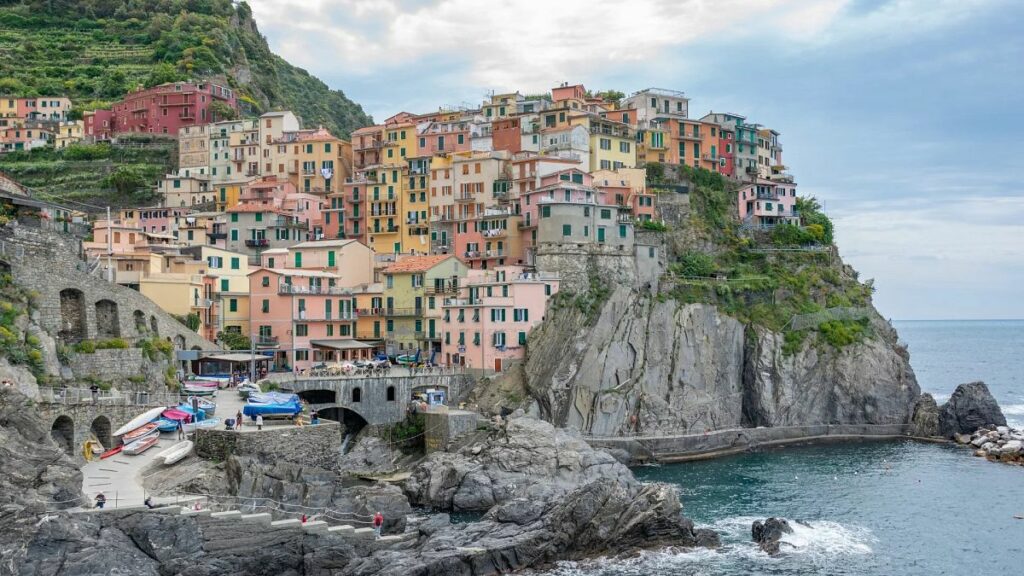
[271,217,305,228]
[244,238,269,247]
[424,285,459,295]
[443,298,482,306]
[464,250,505,259]
[454,194,476,202]
[191,298,213,308]
[788,307,872,331]
[481,228,507,238]
[38,387,183,407]
[256,336,279,346]
[278,284,353,296]
[383,307,423,317]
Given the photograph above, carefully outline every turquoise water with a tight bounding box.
[536,321,1024,575]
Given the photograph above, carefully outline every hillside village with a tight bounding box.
[0,81,804,376]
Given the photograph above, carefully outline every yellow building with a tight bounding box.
[381,255,468,356]
[0,97,17,119]
[353,283,385,345]
[571,114,636,171]
[54,121,84,149]
[285,127,352,195]
[183,245,252,338]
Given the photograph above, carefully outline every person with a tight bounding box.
[301,514,308,524]
[90,383,99,403]
[256,414,263,431]
[144,496,155,509]
[236,410,243,430]
[177,420,184,440]
[94,493,106,509]
[373,511,384,538]
[1,379,11,387]
[310,412,320,425]
[193,501,202,511]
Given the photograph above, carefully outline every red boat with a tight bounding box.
[161,408,190,421]
[123,435,159,455]
[122,422,159,442]
[99,445,123,459]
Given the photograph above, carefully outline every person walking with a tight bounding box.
[256,414,263,431]
[236,410,243,430]
[373,511,384,538]
[94,493,106,509]
[177,420,184,440]
[89,383,99,404]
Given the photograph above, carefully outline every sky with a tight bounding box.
[247,0,1024,320]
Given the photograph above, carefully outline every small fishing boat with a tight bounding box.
[175,404,206,421]
[238,383,261,398]
[155,418,178,433]
[185,396,216,414]
[154,440,193,465]
[123,435,159,455]
[122,422,159,442]
[182,418,219,433]
[99,445,122,459]
[161,408,190,421]
[183,384,217,396]
[112,406,166,437]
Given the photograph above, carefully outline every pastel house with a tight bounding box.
[737,178,799,229]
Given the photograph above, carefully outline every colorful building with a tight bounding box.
[93,81,236,137]
[440,266,559,371]
[737,178,799,229]
[380,255,468,357]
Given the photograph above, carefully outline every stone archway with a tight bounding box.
[297,389,336,404]
[133,310,146,335]
[50,415,74,455]
[90,415,112,449]
[95,299,120,338]
[351,387,362,403]
[318,406,368,436]
[150,315,159,336]
[58,288,87,344]
[173,335,185,349]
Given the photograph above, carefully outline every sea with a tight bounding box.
[533,320,1024,576]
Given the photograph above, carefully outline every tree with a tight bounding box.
[595,90,625,105]
[217,331,251,350]
[208,100,237,121]
[144,63,183,88]
[101,166,149,196]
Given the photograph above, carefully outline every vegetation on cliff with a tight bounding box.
[0,0,370,136]
[648,163,876,352]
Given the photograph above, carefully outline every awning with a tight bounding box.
[310,339,375,350]
[202,353,272,363]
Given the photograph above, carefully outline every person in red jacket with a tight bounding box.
[373,511,384,538]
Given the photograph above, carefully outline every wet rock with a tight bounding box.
[939,382,1006,437]
[752,517,793,555]
[954,433,972,444]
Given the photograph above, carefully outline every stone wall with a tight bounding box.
[0,225,212,351]
[194,421,342,469]
[586,423,911,463]
[66,348,171,390]
[35,401,170,461]
[534,240,666,293]
[423,408,481,453]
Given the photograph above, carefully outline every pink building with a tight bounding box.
[518,168,605,229]
[94,81,236,137]
[737,178,799,229]
[440,266,559,371]
[83,110,114,141]
[593,177,655,221]
[249,267,370,373]
[119,206,191,235]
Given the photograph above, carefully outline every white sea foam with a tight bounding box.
[1000,404,1024,428]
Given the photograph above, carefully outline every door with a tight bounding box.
[494,358,502,372]
[597,227,605,243]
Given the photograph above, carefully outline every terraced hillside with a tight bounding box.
[0,0,370,137]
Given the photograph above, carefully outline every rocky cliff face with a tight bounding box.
[500,286,918,439]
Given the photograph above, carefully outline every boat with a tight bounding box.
[183,384,217,396]
[184,397,217,414]
[238,383,261,398]
[182,418,219,433]
[112,406,166,437]
[123,435,159,455]
[154,440,193,465]
[175,404,206,421]
[82,440,103,461]
[243,396,302,419]
[155,418,178,433]
[161,408,190,421]
[247,392,299,405]
[99,445,122,459]
[184,379,220,388]
[122,422,159,442]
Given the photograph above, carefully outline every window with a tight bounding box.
[229,298,238,312]
[295,324,308,337]
[231,213,239,222]
[619,141,631,153]
[385,275,393,289]
[562,224,572,236]
[261,276,270,287]
[493,331,506,347]
[268,257,275,268]
[600,138,611,150]
[513,308,529,322]
[518,331,527,346]
[386,386,396,401]
[261,299,270,313]
[351,387,361,403]
[619,224,627,238]
[230,229,238,241]
[221,279,229,292]
[295,350,308,361]
[386,319,394,332]
[294,252,302,267]
[327,251,335,267]
[411,274,423,288]
[600,209,612,220]
[541,206,551,218]
[230,257,240,270]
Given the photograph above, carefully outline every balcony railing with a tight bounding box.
[271,217,305,228]
[256,335,279,347]
[208,232,227,240]
[443,298,482,307]
[244,238,269,247]
[454,194,476,202]
[481,228,507,238]
[424,285,459,295]
[279,284,354,296]
[191,298,213,309]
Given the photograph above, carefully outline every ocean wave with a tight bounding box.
[528,517,875,575]
[1000,403,1024,415]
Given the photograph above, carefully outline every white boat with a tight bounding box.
[185,397,217,414]
[182,418,220,433]
[112,406,166,437]
[154,440,193,465]
[122,434,159,455]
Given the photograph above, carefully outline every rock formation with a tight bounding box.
[751,517,793,555]
[938,381,1006,437]
[504,287,918,441]
[404,416,636,511]
[955,425,1024,465]
[909,393,941,437]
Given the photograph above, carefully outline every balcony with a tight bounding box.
[384,307,423,317]
[517,220,535,230]
[424,284,459,295]
[208,232,227,240]
[191,298,213,309]
[355,307,384,317]
[481,228,507,238]
[279,284,354,296]
[443,298,482,307]
[244,238,269,247]
[455,194,476,202]
[256,335,279,347]
[678,133,702,142]
[417,331,441,341]
[464,250,505,260]
[271,217,306,228]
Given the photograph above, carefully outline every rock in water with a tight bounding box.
[910,393,941,437]
[752,517,793,555]
[939,382,1006,437]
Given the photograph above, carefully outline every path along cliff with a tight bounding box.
[472,165,920,459]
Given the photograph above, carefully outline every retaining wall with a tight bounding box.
[194,421,342,469]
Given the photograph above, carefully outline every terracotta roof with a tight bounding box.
[384,255,453,274]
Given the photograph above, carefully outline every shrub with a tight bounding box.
[782,330,807,356]
[818,319,869,348]
[674,251,716,277]
[74,340,96,354]
[141,337,173,361]
[95,338,129,350]
[638,220,668,232]
[217,330,252,351]
[771,223,816,246]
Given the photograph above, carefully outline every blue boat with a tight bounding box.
[242,398,302,419]
[155,418,178,433]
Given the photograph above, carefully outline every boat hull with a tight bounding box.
[122,422,159,442]
[112,406,166,437]
[123,435,159,455]
[155,440,193,465]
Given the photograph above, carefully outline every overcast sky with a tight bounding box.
[248,0,1024,320]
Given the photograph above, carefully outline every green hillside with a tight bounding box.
[0,0,371,137]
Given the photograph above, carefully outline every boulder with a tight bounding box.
[953,433,972,444]
[909,393,940,437]
[752,517,793,555]
[939,382,1006,437]
[1000,440,1022,455]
